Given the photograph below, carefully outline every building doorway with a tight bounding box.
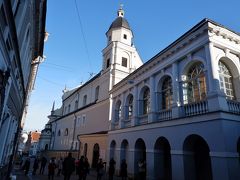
[154,137,172,180]
[92,143,100,168]
[183,134,212,180]
[134,138,146,179]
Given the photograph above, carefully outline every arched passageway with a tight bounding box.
[134,138,146,179]
[183,134,212,180]
[92,143,100,168]
[110,140,116,160]
[84,143,88,157]
[120,139,129,165]
[154,137,172,180]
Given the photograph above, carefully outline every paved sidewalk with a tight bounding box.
[12,165,122,180]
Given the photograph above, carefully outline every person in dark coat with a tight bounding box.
[120,159,127,180]
[108,158,116,180]
[96,158,105,180]
[63,153,75,180]
[32,158,39,175]
[23,157,30,175]
[76,156,85,180]
[40,156,47,174]
[48,158,56,180]
[82,157,89,180]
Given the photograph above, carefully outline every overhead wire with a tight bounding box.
[74,0,93,73]
[38,76,65,87]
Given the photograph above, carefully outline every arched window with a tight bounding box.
[95,86,100,101]
[64,128,68,136]
[127,95,133,118]
[218,61,235,100]
[75,100,78,110]
[83,95,87,106]
[143,88,150,114]
[162,77,173,109]
[115,100,122,121]
[58,130,61,136]
[183,62,206,104]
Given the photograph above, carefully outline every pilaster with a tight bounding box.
[148,76,156,123]
[132,86,138,126]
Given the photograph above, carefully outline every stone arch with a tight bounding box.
[125,94,134,119]
[154,137,172,180]
[139,86,150,115]
[110,140,116,160]
[157,75,173,110]
[180,59,206,80]
[134,138,146,178]
[218,56,240,100]
[92,143,100,168]
[183,134,212,180]
[181,61,207,104]
[120,139,129,166]
[115,100,122,121]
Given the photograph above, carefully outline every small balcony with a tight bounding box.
[227,100,240,114]
[157,109,172,121]
[183,100,208,117]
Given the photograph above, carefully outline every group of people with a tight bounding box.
[21,153,135,180]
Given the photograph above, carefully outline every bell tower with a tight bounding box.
[102,5,143,90]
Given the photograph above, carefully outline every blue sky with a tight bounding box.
[24,0,240,130]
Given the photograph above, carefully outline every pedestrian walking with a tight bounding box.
[82,157,89,180]
[76,156,85,180]
[32,158,39,175]
[120,159,127,180]
[57,157,63,176]
[138,159,146,180]
[40,156,47,174]
[96,158,105,180]
[108,158,116,180]
[63,152,75,180]
[48,158,56,180]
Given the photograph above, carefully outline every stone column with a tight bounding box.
[149,76,156,123]
[210,151,240,180]
[146,149,155,180]
[171,63,180,119]
[132,86,138,126]
[205,43,228,112]
[127,148,136,179]
[171,150,185,180]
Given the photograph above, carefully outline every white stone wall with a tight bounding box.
[109,20,240,179]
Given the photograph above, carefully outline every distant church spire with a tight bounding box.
[117,4,124,17]
[51,101,55,115]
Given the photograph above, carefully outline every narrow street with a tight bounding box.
[12,161,121,180]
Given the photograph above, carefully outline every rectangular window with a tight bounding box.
[122,57,127,67]
[82,115,86,127]
[123,34,127,39]
[106,58,110,68]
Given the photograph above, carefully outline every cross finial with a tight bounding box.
[117,4,124,17]
[120,3,123,10]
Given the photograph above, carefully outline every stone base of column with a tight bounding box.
[148,112,156,123]
[207,92,228,112]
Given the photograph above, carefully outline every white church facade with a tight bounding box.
[41,7,240,180]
